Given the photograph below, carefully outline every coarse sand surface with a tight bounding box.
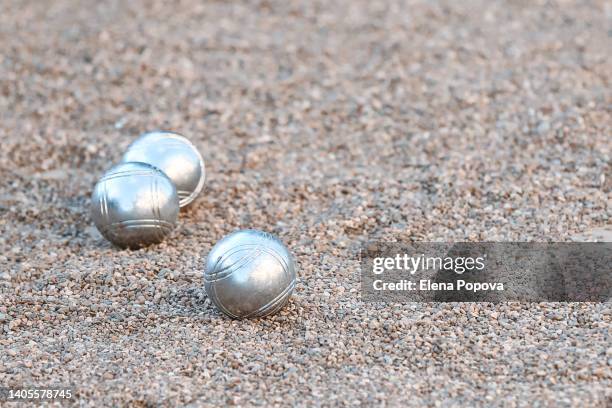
[0,0,610,406]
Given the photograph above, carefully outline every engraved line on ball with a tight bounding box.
[242,278,297,319]
[248,281,295,319]
[205,244,292,283]
[252,291,291,318]
[150,176,160,242]
[205,247,267,283]
[101,180,110,228]
[97,219,174,236]
[97,225,173,240]
[99,170,159,183]
[103,169,159,177]
[177,190,192,199]
[152,176,164,242]
[207,244,266,278]
[206,283,241,319]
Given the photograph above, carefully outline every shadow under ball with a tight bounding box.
[204,230,297,319]
[91,162,179,248]
[122,131,205,207]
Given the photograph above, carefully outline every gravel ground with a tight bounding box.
[1,0,610,406]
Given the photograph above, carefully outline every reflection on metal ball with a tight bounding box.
[204,229,297,319]
[122,131,205,207]
[91,162,179,248]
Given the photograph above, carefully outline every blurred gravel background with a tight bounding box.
[0,0,610,406]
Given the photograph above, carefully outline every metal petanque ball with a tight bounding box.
[122,131,205,207]
[91,161,179,248]
[204,230,297,319]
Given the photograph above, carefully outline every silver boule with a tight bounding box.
[122,131,205,207]
[91,161,179,248]
[204,230,297,319]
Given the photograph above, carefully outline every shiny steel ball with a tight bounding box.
[91,162,179,248]
[204,230,297,319]
[122,131,205,207]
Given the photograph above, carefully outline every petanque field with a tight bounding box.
[0,1,610,406]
